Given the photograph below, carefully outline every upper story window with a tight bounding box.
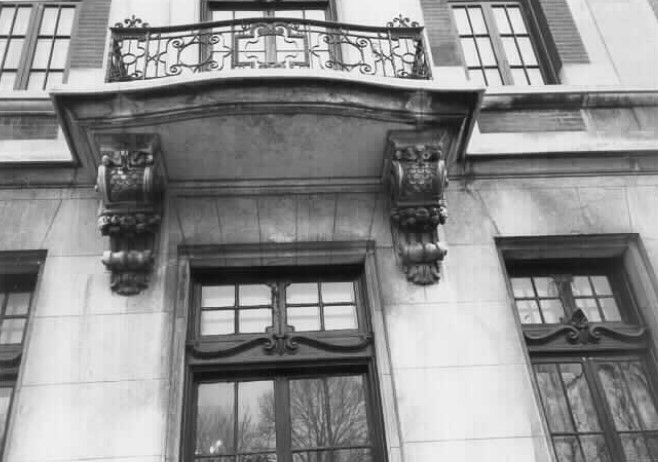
[0,2,76,91]
[503,251,658,462]
[184,266,385,462]
[450,1,549,86]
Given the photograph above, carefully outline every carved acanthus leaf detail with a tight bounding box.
[388,133,449,285]
[96,135,162,295]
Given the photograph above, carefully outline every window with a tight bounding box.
[203,0,331,69]
[0,2,76,91]
[501,244,658,462]
[184,266,385,462]
[450,1,550,86]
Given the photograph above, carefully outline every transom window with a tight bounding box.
[451,1,547,86]
[185,265,385,462]
[0,2,76,90]
[0,275,34,345]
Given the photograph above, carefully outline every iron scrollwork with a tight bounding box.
[107,16,431,82]
[96,135,163,295]
[388,133,449,285]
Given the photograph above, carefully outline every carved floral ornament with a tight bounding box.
[96,135,163,295]
[388,132,450,285]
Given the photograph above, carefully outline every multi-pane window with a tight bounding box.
[0,385,12,455]
[205,1,330,69]
[0,2,75,91]
[506,259,658,462]
[186,266,385,462]
[451,2,547,86]
[0,277,33,345]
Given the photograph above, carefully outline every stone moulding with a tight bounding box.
[96,134,163,295]
[387,131,450,285]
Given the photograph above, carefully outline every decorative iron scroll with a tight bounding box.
[96,135,163,295]
[107,16,431,81]
[524,309,648,346]
[388,132,450,285]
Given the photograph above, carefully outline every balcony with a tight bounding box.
[107,16,432,82]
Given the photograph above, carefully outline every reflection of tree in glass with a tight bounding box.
[196,409,234,456]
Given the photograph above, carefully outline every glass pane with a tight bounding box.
[511,277,534,298]
[467,7,487,35]
[533,277,558,298]
[238,284,271,306]
[484,68,502,86]
[475,37,496,66]
[621,362,658,430]
[554,436,584,462]
[291,378,327,449]
[274,9,304,19]
[202,285,235,308]
[287,283,319,304]
[452,7,471,35]
[507,6,527,34]
[559,363,601,432]
[597,362,642,431]
[57,7,76,35]
[460,38,480,67]
[590,276,612,295]
[5,38,24,68]
[212,10,233,22]
[468,68,485,86]
[32,40,52,69]
[324,305,358,330]
[44,70,62,88]
[201,310,235,335]
[517,37,538,66]
[50,39,70,69]
[196,382,235,456]
[13,7,31,35]
[321,282,354,303]
[237,381,276,452]
[288,306,321,331]
[539,299,566,323]
[0,7,15,36]
[234,10,263,20]
[5,292,30,315]
[293,448,373,462]
[0,387,11,448]
[304,10,326,21]
[526,67,544,85]
[329,376,369,446]
[0,318,25,343]
[580,435,611,462]
[502,37,521,66]
[39,7,58,36]
[0,71,15,90]
[572,277,593,296]
[599,298,621,321]
[0,39,6,66]
[238,308,271,334]
[516,300,542,324]
[535,363,574,433]
[492,7,511,34]
[575,298,601,322]
[26,71,45,90]
[510,68,529,85]
[621,434,651,461]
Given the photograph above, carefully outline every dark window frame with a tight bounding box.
[182,264,387,462]
[499,236,658,462]
[449,0,560,85]
[201,0,336,22]
[0,1,79,91]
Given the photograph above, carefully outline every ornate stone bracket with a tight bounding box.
[387,131,449,285]
[96,134,163,295]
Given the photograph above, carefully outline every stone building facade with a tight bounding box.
[0,0,657,461]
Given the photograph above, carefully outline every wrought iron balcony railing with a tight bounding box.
[107,15,432,82]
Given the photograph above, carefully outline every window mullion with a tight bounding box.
[275,376,291,461]
[16,4,41,89]
[557,275,577,319]
[481,4,511,85]
[584,358,627,461]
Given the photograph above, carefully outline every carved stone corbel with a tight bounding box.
[96,134,162,295]
[387,131,450,285]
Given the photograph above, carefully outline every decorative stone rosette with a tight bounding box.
[388,133,449,285]
[96,136,162,295]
